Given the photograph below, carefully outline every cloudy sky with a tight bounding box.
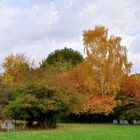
[0,0,140,73]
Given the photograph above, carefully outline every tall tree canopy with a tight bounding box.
[83,26,132,95]
[40,47,83,72]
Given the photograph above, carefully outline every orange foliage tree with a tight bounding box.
[115,75,140,119]
[62,62,116,115]
[83,26,132,95]
[62,25,132,115]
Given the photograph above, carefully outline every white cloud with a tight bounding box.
[128,52,140,73]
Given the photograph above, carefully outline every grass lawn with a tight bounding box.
[0,123,140,140]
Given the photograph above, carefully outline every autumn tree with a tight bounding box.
[4,66,79,128]
[2,54,31,84]
[63,62,116,115]
[61,26,131,120]
[83,25,132,95]
[115,75,140,120]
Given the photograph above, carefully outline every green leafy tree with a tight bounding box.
[40,47,83,72]
[7,85,66,128]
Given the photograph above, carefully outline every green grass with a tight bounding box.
[0,123,140,140]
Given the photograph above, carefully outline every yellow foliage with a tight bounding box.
[2,54,30,84]
[83,25,132,95]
